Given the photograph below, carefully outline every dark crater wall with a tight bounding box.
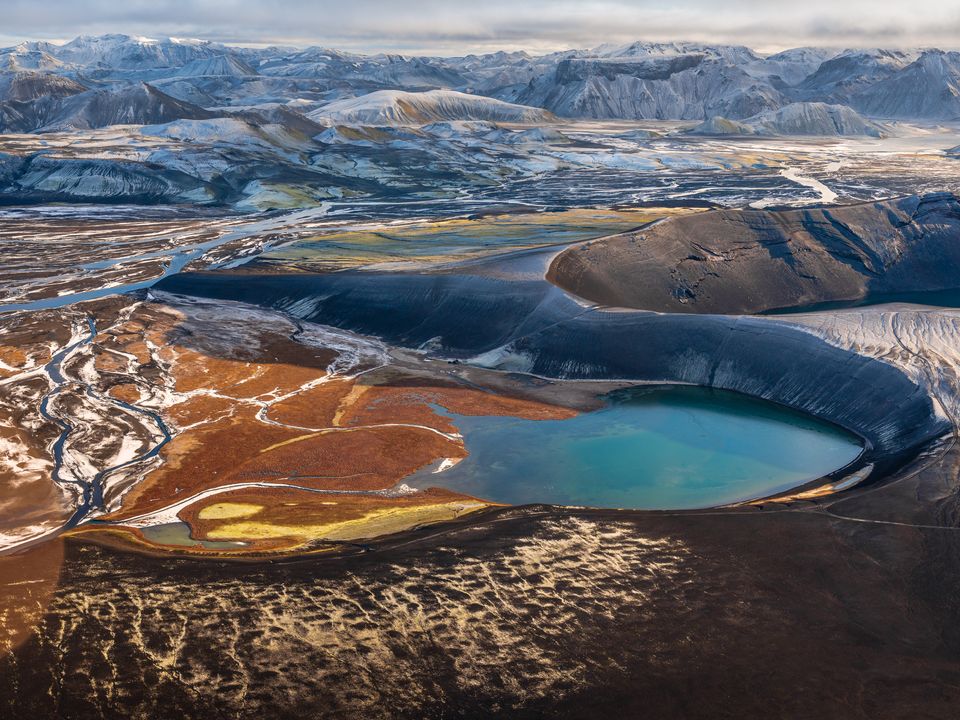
[547,192,960,313]
[157,269,950,477]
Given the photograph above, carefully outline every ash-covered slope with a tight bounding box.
[48,83,215,130]
[693,102,884,137]
[173,54,257,78]
[0,151,210,203]
[310,89,556,125]
[791,49,915,104]
[851,50,960,120]
[548,193,960,314]
[0,71,86,102]
[0,70,87,133]
[0,82,214,133]
[0,72,89,133]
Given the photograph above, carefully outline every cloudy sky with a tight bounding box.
[2,0,958,54]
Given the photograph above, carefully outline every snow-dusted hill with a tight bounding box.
[0,43,65,73]
[309,89,556,125]
[692,102,885,137]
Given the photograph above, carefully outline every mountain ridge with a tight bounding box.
[1,34,959,122]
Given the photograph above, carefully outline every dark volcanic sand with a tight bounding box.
[3,440,960,719]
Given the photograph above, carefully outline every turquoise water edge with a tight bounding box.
[414,385,863,510]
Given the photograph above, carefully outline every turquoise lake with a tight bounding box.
[414,386,863,509]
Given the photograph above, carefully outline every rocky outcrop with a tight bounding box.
[547,193,960,314]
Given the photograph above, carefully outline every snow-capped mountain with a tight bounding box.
[255,47,465,89]
[53,34,227,69]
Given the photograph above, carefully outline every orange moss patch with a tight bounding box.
[266,378,355,428]
[339,383,577,432]
[110,408,297,519]
[0,421,65,550]
[230,361,323,398]
[0,345,29,371]
[165,393,237,427]
[75,298,584,555]
[167,347,328,399]
[107,383,141,404]
[113,408,463,520]
[115,339,153,366]
[169,352,259,394]
[235,424,464,491]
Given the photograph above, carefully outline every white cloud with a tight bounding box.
[2,0,958,54]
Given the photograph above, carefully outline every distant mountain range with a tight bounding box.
[0,34,958,131]
[0,34,956,210]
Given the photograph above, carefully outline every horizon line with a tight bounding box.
[3,32,960,59]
